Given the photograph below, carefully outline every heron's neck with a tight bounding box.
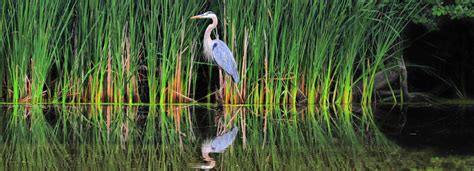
[204,17,218,42]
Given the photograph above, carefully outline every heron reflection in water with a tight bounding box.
[189,127,239,169]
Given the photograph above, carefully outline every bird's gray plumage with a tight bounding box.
[212,40,239,83]
[205,127,239,153]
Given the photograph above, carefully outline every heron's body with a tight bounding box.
[210,40,239,83]
[192,11,239,83]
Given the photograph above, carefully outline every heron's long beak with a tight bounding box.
[190,15,202,19]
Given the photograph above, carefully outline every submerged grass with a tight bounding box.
[0,1,419,105]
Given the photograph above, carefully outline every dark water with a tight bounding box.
[0,104,473,170]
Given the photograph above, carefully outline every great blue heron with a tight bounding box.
[189,127,239,169]
[191,11,239,83]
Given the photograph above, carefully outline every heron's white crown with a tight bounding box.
[193,11,217,19]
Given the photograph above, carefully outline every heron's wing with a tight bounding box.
[212,40,239,83]
[210,127,239,153]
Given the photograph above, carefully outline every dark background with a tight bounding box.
[404,18,474,98]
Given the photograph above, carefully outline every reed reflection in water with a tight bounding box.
[1,104,470,170]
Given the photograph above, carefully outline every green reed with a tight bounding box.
[218,1,419,105]
[1,1,419,105]
[0,2,5,100]
[5,1,28,103]
[4,1,72,103]
[141,1,161,105]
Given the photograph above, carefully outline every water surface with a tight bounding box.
[0,104,473,170]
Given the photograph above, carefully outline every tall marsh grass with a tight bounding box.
[0,1,419,105]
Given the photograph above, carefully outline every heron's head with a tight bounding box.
[190,11,217,19]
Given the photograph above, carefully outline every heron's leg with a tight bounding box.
[215,111,225,136]
[218,69,224,101]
